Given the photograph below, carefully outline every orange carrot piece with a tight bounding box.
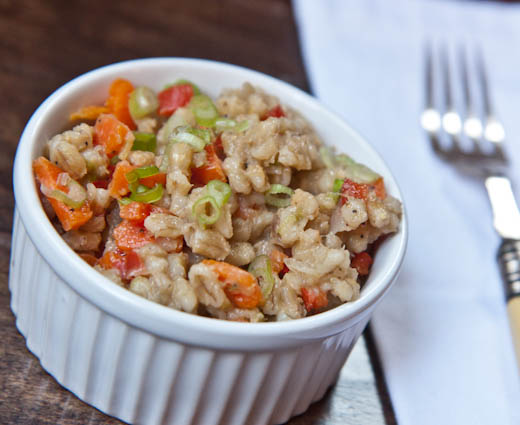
[33,157,93,231]
[98,248,144,280]
[108,160,135,198]
[371,177,386,200]
[33,156,67,191]
[139,172,167,189]
[202,259,262,309]
[191,144,227,186]
[70,105,110,121]
[119,201,152,224]
[79,253,98,266]
[113,219,154,251]
[94,114,132,158]
[105,78,136,129]
[301,287,328,312]
[269,249,288,274]
[351,252,373,275]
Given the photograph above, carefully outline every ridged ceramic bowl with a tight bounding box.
[10,58,407,425]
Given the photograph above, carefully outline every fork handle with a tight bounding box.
[498,239,520,371]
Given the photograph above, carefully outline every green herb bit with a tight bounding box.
[265,184,294,208]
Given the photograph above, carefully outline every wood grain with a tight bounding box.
[0,0,395,423]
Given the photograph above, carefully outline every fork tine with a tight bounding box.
[439,43,463,151]
[422,40,443,153]
[476,45,492,118]
[424,40,435,109]
[458,43,484,152]
[475,46,506,159]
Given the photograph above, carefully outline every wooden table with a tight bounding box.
[0,0,396,423]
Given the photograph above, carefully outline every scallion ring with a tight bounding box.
[169,126,210,152]
[192,195,221,227]
[214,117,249,133]
[132,132,157,152]
[42,179,87,209]
[330,178,344,203]
[248,255,275,299]
[189,94,219,127]
[129,184,164,203]
[48,189,84,209]
[128,86,159,120]
[265,184,294,208]
[319,146,334,169]
[207,180,231,207]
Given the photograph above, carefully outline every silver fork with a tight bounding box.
[421,41,520,371]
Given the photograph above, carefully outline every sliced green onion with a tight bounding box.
[189,94,219,127]
[129,184,164,203]
[126,166,162,193]
[214,118,250,133]
[110,155,120,165]
[320,146,334,168]
[192,195,221,227]
[336,154,356,167]
[169,126,211,152]
[336,154,380,184]
[136,165,160,178]
[132,132,157,152]
[161,107,196,142]
[163,79,201,94]
[333,178,344,193]
[128,86,158,120]
[265,184,294,208]
[48,189,84,209]
[43,179,87,209]
[207,180,231,207]
[125,169,140,193]
[330,178,344,203]
[119,197,133,205]
[136,184,149,193]
[248,255,275,299]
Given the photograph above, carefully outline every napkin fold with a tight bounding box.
[293,1,520,424]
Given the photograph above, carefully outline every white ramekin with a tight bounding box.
[10,58,407,425]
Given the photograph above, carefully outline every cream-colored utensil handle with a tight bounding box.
[499,239,520,372]
[507,297,520,372]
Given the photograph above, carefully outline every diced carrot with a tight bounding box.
[113,219,154,251]
[269,249,288,275]
[79,253,98,266]
[33,157,93,231]
[105,78,136,129]
[157,84,194,116]
[70,105,110,121]
[119,201,152,224]
[371,177,386,200]
[261,105,285,120]
[139,172,167,188]
[351,252,373,275]
[49,199,93,231]
[340,178,369,204]
[301,287,329,312]
[191,144,227,186]
[202,259,262,309]
[94,114,132,158]
[98,248,144,280]
[33,157,67,191]
[108,160,135,198]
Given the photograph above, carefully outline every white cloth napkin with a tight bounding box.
[293,1,520,424]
